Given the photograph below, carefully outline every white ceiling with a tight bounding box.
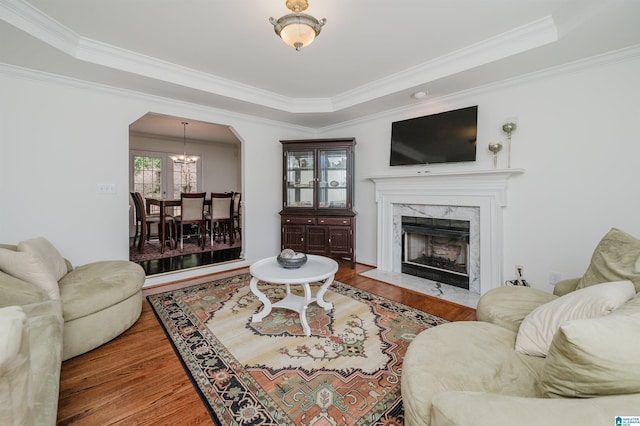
[2,0,640,140]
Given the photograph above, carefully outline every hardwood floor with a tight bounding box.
[57,261,476,425]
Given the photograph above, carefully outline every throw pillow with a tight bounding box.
[515,280,635,357]
[577,228,640,292]
[0,248,61,300]
[541,310,640,397]
[18,237,68,280]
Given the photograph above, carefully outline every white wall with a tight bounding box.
[0,70,313,279]
[319,51,640,291]
[2,49,639,292]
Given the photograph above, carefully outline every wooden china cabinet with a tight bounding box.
[280,138,356,268]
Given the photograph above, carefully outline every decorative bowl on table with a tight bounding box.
[277,249,308,269]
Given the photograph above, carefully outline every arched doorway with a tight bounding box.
[128,112,243,275]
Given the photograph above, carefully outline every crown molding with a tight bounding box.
[0,62,313,132]
[0,0,77,54]
[3,42,638,132]
[3,0,557,115]
[319,43,640,133]
[332,16,558,111]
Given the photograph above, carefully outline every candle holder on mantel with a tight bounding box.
[502,122,517,168]
[488,143,503,169]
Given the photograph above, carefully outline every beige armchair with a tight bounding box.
[401,228,640,426]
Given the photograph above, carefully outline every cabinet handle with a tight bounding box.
[307,219,312,223]
[343,220,347,224]
[328,238,332,244]
[320,220,325,223]
[285,219,291,223]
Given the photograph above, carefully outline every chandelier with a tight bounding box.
[269,0,326,51]
[170,122,199,164]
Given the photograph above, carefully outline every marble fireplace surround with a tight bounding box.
[366,169,524,307]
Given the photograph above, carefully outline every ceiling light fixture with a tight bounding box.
[270,0,326,51]
[170,122,199,164]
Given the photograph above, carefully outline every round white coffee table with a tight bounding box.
[249,255,339,336]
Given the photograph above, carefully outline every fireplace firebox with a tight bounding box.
[401,216,470,289]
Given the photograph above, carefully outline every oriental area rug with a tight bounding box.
[147,273,447,425]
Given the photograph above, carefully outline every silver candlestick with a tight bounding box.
[488,143,503,169]
[502,122,517,168]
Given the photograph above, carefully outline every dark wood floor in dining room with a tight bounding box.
[56,261,476,426]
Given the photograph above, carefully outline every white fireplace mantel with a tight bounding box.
[370,168,524,296]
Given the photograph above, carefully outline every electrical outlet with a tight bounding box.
[515,264,524,277]
[549,271,562,286]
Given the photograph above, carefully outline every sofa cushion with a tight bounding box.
[0,306,32,426]
[18,237,68,281]
[515,281,635,357]
[59,260,145,322]
[20,300,64,426]
[541,293,640,398]
[476,286,557,333]
[401,321,545,426]
[577,228,640,292]
[0,248,60,300]
[0,271,49,308]
[431,392,640,426]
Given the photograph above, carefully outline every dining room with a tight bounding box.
[128,112,243,276]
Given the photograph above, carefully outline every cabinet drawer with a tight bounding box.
[317,217,352,226]
[282,216,316,225]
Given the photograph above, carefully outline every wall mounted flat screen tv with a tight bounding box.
[389,105,478,166]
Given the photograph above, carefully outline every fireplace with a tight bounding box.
[402,217,470,289]
[369,169,524,299]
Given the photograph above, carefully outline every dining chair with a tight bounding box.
[232,192,241,240]
[130,192,174,253]
[173,192,207,252]
[206,193,234,246]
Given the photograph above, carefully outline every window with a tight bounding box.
[172,162,198,198]
[133,155,163,198]
[131,150,201,200]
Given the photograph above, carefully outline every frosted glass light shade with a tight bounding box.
[281,21,317,49]
[270,13,326,51]
[169,154,199,164]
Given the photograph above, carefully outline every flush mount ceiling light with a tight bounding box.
[270,0,326,51]
[170,122,199,164]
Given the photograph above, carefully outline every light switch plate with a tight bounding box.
[97,183,116,194]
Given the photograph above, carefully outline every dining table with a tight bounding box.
[145,197,212,254]
[145,196,238,254]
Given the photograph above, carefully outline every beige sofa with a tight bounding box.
[0,239,145,426]
[401,228,640,426]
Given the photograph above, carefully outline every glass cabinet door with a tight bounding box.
[319,149,348,209]
[285,150,315,208]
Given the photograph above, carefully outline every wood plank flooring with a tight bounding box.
[57,261,475,425]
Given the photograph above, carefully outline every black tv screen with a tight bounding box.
[390,105,478,166]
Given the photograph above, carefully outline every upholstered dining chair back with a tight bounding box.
[232,192,241,239]
[130,192,173,253]
[175,192,206,252]
[210,196,232,220]
[130,192,145,249]
[180,192,206,221]
[209,193,234,246]
[131,191,145,223]
[232,192,241,216]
